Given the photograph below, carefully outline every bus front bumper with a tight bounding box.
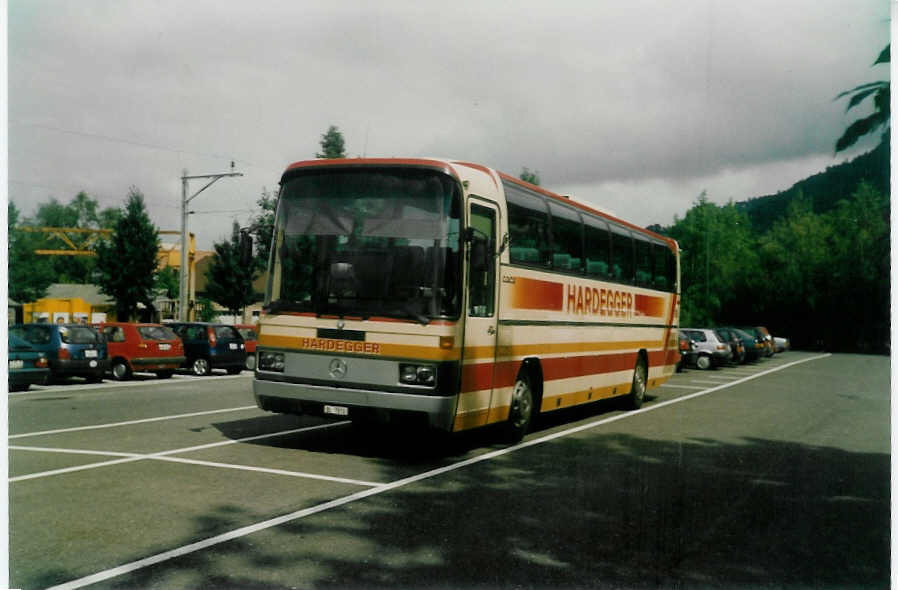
[253,377,457,431]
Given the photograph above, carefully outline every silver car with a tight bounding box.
[680,328,733,370]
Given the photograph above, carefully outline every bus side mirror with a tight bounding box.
[239,231,253,266]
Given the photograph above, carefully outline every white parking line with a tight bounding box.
[660,384,707,390]
[154,456,383,487]
[43,352,832,590]
[688,379,735,385]
[9,445,382,487]
[9,373,251,396]
[9,406,258,440]
[9,421,350,483]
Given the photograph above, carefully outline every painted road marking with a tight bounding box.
[9,373,252,396]
[660,384,707,390]
[43,353,832,590]
[9,406,259,440]
[9,421,350,483]
[9,445,382,487]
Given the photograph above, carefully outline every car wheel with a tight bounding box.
[111,360,131,381]
[696,354,712,370]
[192,357,211,376]
[501,372,535,443]
[627,355,648,409]
[245,355,257,371]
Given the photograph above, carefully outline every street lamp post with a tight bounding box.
[179,165,243,321]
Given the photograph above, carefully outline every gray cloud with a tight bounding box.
[8,0,888,246]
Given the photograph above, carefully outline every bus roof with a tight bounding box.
[281,158,677,251]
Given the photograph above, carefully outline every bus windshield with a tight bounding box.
[265,167,463,323]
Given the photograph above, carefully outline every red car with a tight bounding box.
[235,324,258,370]
[97,322,186,380]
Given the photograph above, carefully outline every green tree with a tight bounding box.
[8,202,55,302]
[204,222,260,317]
[835,44,890,153]
[756,194,832,346]
[248,187,277,269]
[194,297,219,322]
[520,167,541,186]
[154,266,180,300]
[668,193,759,327]
[94,189,160,321]
[824,182,889,350]
[316,125,347,159]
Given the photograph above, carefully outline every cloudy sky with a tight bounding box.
[7,0,890,249]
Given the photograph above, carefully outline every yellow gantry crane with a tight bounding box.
[16,226,111,256]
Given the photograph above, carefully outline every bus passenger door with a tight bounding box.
[458,199,500,431]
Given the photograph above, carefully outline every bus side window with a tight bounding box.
[584,217,611,278]
[610,225,634,284]
[504,181,551,268]
[652,243,671,291]
[548,202,583,273]
[635,238,652,287]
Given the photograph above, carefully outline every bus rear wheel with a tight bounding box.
[501,373,535,443]
[627,356,647,410]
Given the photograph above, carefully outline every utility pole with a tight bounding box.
[179,163,243,321]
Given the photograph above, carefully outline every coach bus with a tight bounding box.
[250,158,680,441]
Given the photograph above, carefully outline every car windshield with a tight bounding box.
[137,325,179,341]
[59,325,99,344]
[265,167,463,323]
[237,328,256,340]
[11,325,52,345]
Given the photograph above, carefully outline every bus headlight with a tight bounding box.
[259,351,285,372]
[399,363,436,386]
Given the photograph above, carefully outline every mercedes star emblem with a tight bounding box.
[329,358,348,379]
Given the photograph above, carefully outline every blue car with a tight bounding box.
[8,334,50,391]
[167,322,246,376]
[10,323,108,383]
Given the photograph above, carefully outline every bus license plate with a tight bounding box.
[9,360,23,370]
[324,405,349,417]
[84,350,98,358]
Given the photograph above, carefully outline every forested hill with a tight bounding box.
[735,138,889,233]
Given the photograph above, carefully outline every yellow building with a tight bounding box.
[22,284,115,323]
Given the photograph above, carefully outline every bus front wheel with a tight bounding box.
[502,373,535,443]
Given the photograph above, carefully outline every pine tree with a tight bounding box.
[520,167,541,186]
[204,222,260,317]
[94,189,160,321]
[316,125,347,159]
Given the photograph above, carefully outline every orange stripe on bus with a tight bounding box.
[511,277,564,311]
[633,294,666,318]
[460,351,673,393]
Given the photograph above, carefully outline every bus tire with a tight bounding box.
[627,355,647,410]
[501,372,535,443]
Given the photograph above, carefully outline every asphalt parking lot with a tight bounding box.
[9,351,890,589]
